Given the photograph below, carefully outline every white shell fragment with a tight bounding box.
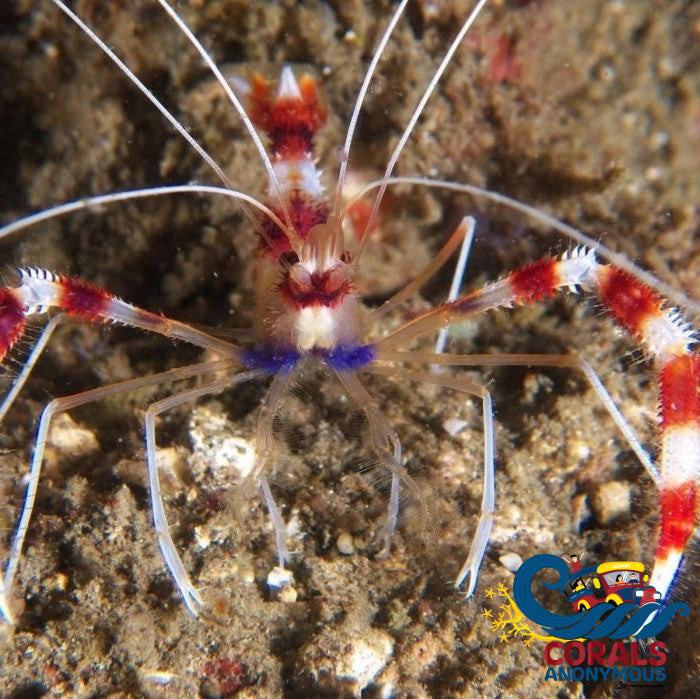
[442,417,469,437]
[267,566,294,589]
[336,531,355,555]
[267,566,297,603]
[499,552,523,573]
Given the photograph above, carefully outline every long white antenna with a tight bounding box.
[0,186,284,244]
[345,175,700,317]
[333,0,410,214]
[155,0,294,236]
[51,0,232,192]
[354,0,490,265]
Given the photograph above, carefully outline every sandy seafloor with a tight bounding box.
[0,0,698,696]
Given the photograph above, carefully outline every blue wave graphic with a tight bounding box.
[514,554,577,628]
[513,554,690,639]
[631,604,689,637]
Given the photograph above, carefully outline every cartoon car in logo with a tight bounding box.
[565,561,661,612]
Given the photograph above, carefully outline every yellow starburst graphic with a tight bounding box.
[482,582,561,647]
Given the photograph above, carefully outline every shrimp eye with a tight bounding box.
[279,251,299,267]
[340,250,353,264]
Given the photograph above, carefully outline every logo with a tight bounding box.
[513,553,689,640]
[482,552,690,686]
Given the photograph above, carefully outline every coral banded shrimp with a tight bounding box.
[0,0,698,649]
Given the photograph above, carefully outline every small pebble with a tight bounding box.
[499,552,523,573]
[590,481,631,525]
[141,670,176,686]
[337,531,355,555]
[267,566,294,589]
[238,566,255,584]
[194,525,211,550]
[443,418,469,437]
[278,585,298,603]
[47,413,98,455]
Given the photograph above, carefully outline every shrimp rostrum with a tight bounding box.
[1,0,698,625]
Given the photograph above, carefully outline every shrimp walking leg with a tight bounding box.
[231,371,295,570]
[367,366,494,596]
[2,360,238,623]
[336,371,429,553]
[144,369,264,615]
